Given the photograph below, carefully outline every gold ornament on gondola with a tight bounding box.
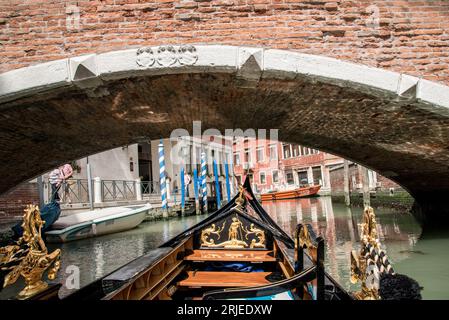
[299,224,314,249]
[235,185,245,208]
[200,215,266,249]
[350,206,394,300]
[0,204,61,299]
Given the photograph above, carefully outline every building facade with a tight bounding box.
[233,138,401,195]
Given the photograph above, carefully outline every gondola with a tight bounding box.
[62,178,352,301]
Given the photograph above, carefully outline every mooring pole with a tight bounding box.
[200,152,208,214]
[193,168,200,215]
[87,157,94,210]
[159,140,169,218]
[213,159,221,209]
[343,159,350,206]
[361,165,370,208]
[225,162,231,202]
[180,167,185,216]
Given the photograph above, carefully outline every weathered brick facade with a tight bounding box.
[0,182,39,218]
[329,162,401,195]
[1,0,449,84]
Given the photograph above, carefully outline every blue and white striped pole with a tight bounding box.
[200,152,208,214]
[193,168,200,215]
[213,159,221,209]
[225,162,231,202]
[180,167,185,215]
[159,140,169,218]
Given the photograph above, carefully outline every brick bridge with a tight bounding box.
[0,1,449,227]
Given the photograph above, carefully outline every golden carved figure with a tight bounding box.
[299,225,314,249]
[228,217,243,241]
[350,206,393,300]
[0,205,61,299]
[201,216,251,249]
[360,206,378,247]
[235,185,245,207]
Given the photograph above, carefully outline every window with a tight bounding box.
[272,170,279,183]
[260,172,266,184]
[298,171,308,185]
[302,146,310,156]
[292,145,300,157]
[234,152,240,165]
[312,166,322,185]
[269,144,277,160]
[236,175,242,185]
[286,171,294,185]
[244,149,251,163]
[256,147,264,162]
[283,144,291,159]
[220,152,225,175]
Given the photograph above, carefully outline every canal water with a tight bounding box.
[16,197,449,299]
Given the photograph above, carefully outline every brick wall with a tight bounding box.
[1,1,449,84]
[329,163,402,194]
[329,163,358,193]
[0,182,39,219]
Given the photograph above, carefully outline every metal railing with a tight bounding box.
[45,179,91,204]
[101,180,136,201]
[141,181,160,195]
[44,179,163,204]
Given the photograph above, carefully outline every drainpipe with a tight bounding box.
[87,158,94,210]
[344,160,351,206]
[37,176,44,208]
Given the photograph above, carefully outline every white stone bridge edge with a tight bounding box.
[0,45,448,114]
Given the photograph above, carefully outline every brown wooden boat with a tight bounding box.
[62,179,350,301]
[261,185,321,201]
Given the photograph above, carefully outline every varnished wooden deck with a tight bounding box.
[178,271,272,288]
[184,250,276,262]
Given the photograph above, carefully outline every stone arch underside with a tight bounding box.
[1,45,449,226]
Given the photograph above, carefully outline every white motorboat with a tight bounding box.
[45,204,151,243]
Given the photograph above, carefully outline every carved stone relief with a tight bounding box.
[136,45,198,68]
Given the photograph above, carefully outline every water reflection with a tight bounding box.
[38,196,449,299]
[49,214,208,298]
[263,197,425,295]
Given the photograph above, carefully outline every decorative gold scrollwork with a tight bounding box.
[0,205,61,299]
[200,222,225,246]
[299,224,314,249]
[350,206,394,300]
[200,215,266,249]
[244,223,266,248]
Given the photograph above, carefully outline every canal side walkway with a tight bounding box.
[331,191,414,212]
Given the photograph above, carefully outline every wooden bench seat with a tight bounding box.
[184,250,276,263]
[178,271,272,288]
